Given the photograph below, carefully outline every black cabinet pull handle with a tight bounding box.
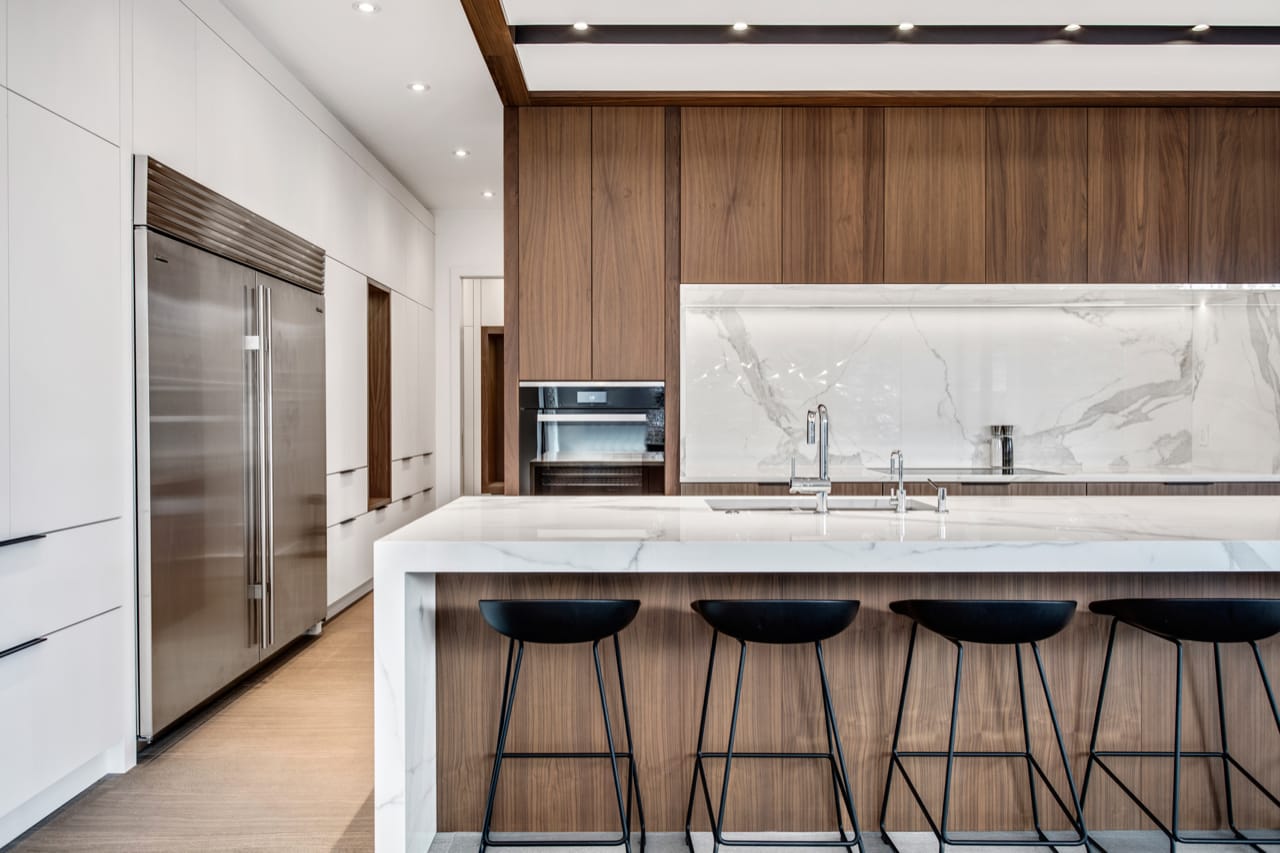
[338,516,357,526]
[337,467,360,475]
[0,533,46,549]
[0,636,47,661]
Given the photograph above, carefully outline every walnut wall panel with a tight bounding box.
[985,108,1088,283]
[592,107,666,380]
[781,107,884,283]
[1190,108,1280,283]
[437,572,1280,832]
[681,108,782,283]
[884,108,986,283]
[518,107,592,380]
[1087,108,1190,283]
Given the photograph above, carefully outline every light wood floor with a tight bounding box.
[6,594,375,853]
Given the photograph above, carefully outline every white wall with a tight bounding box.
[0,0,439,844]
[433,209,504,503]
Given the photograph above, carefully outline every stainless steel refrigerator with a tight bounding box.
[134,160,327,740]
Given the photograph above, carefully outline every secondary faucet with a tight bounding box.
[889,449,908,514]
[789,404,832,514]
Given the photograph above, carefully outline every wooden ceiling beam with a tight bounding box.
[458,0,530,106]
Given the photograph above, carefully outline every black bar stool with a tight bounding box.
[478,599,646,853]
[1083,598,1280,852]
[684,599,864,853]
[880,600,1089,852]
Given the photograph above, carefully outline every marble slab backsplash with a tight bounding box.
[681,288,1280,481]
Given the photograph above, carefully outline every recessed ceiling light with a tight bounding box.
[454,149,470,159]
[1191,23,1210,32]
[482,190,495,199]
[572,21,589,31]
[1064,23,1082,33]
[352,1,380,14]
[732,21,749,32]
[898,22,915,32]
[407,82,429,93]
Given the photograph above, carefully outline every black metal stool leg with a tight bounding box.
[938,640,965,851]
[1253,640,1280,737]
[1170,640,1185,853]
[1031,640,1090,846]
[711,640,748,853]
[480,639,525,853]
[880,622,919,847]
[1015,643,1048,842]
[1081,618,1119,811]
[685,630,719,852]
[592,639,634,853]
[815,640,863,852]
[1214,642,1246,843]
[613,632,647,851]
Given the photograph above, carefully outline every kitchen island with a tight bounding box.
[374,495,1280,852]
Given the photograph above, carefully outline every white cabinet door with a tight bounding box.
[404,218,434,308]
[390,291,418,461]
[9,95,124,536]
[0,0,8,87]
[326,516,367,609]
[324,258,367,474]
[7,0,120,144]
[132,0,197,175]
[417,303,435,457]
[325,469,368,527]
[0,607,126,819]
[0,93,8,541]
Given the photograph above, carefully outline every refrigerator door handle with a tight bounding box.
[263,285,276,648]
[254,283,272,650]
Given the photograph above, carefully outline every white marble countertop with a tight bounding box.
[377,495,1280,574]
[682,469,1280,484]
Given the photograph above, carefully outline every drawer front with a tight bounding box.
[0,520,124,652]
[391,454,435,502]
[0,607,127,817]
[326,515,368,607]
[326,468,368,526]
[415,453,436,495]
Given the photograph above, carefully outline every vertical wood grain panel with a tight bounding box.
[1088,108,1190,283]
[664,108,682,495]
[884,108,986,283]
[503,108,521,494]
[681,108,782,283]
[366,283,390,507]
[1190,108,1280,283]
[781,107,884,283]
[438,572,1280,832]
[591,107,665,380]
[985,108,1088,283]
[519,107,592,379]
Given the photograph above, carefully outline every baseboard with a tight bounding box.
[327,579,373,620]
[0,743,124,848]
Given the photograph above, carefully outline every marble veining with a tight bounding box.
[682,286,1280,482]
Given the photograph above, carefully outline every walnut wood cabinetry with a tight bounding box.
[680,108,782,283]
[1190,108,1280,283]
[885,108,986,283]
[781,108,884,283]
[518,107,592,380]
[1088,108,1190,282]
[985,108,1088,283]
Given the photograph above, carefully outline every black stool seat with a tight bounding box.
[691,599,859,644]
[888,599,1076,645]
[1089,597,1280,644]
[479,599,640,644]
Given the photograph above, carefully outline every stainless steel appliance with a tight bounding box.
[134,158,327,739]
[518,382,665,495]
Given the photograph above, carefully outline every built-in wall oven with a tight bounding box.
[518,383,665,495]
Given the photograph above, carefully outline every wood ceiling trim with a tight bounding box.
[459,0,530,106]
[527,91,1280,107]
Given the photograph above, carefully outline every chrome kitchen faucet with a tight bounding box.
[789,404,832,513]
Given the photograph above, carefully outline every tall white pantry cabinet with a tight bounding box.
[0,0,439,845]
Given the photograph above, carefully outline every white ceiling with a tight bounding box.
[220,0,504,213]
[503,0,1280,26]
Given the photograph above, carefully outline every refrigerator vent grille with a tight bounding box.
[137,156,325,293]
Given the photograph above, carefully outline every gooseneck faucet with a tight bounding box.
[789,404,832,514]
[889,449,908,513]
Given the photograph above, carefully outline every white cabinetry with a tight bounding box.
[324,259,367,475]
[0,607,127,819]
[326,516,365,609]
[8,94,123,536]
[132,0,197,175]
[0,94,8,540]
[7,0,120,144]
[417,303,436,458]
[326,469,368,528]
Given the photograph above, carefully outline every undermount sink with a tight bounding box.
[705,496,934,513]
